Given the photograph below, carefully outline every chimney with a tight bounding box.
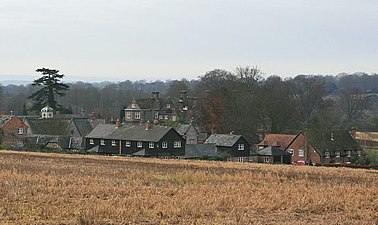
[152,91,160,99]
[350,127,357,139]
[145,121,153,130]
[115,119,121,128]
[180,90,187,99]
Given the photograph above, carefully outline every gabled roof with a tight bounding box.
[204,134,242,147]
[26,118,71,135]
[257,146,292,156]
[308,130,361,154]
[175,124,198,136]
[86,124,118,139]
[71,118,94,137]
[0,115,12,128]
[185,144,217,158]
[110,125,175,142]
[258,133,297,149]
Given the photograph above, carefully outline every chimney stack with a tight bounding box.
[115,119,121,128]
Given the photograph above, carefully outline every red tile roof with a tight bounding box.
[258,133,296,150]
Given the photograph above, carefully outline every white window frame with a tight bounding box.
[126,112,131,120]
[162,141,167,148]
[154,112,159,119]
[159,115,163,120]
[131,103,136,109]
[89,139,94,145]
[265,157,270,163]
[135,112,141,119]
[166,103,170,108]
[346,150,351,158]
[137,141,142,148]
[238,144,244,151]
[149,142,154,149]
[100,139,105,146]
[125,141,131,147]
[172,115,177,121]
[288,149,294,155]
[335,151,340,158]
[17,128,24,135]
[164,115,169,120]
[325,151,330,158]
[298,149,304,157]
[111,140,116,146]
[238,157,244,162]
[174,141,181,148]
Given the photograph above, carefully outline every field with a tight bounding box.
[0,151,377,225]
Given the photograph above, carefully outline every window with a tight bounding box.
[126,112,131,120]
[347,151,351,158]
[164,115,169,120]
[149,142,154,148]
[112,140,116,146]
[325,151,330,158]
[298,149,304,157]
[238,157,244,163]
[154,112,159,119]
[135,112,141,119]
[335,151,340,158]
[357,150,362,157]
[265,157,270,163]
[174,141,181,148]
[288,149,294,155]
[89,139,94,145]
[172,115,177,121]
[131,103,136,109]
[166,103,170,108]
[17,128,24,135]
[100,139,105,146]
[162,141,167,148]
[159,115,163,120]
[125,141,131,147]
[238,144,244,150]
[137,141,142,148]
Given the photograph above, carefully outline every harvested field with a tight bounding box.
[0,150,377,225]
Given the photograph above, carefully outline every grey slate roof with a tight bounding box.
[111,125,174,142]
[185,144,217,158]
[257,146,292,156]
[204,134,242,147]
[27,135,80,149]
[86,124,177,142]
[72,118,95,137]
[175,124,191,136]
[86,124,118,139]
[26,118,71,135]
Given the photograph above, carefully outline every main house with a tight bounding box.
[124,91,199,124]
[204,134,250,162]
[258,130,362,164]
[85,121,185,157]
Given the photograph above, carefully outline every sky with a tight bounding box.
[0,0,377,83]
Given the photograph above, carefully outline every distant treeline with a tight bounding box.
[1,69,377,143]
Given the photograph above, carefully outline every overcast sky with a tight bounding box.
[0,0,377,82]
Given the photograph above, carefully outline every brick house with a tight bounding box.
[124,91,199,124]
[204,134,250,162]
[0,115,28,147]
[258,130,362,164]
[85,121,186,157]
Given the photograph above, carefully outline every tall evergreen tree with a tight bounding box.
[29,68,70,112]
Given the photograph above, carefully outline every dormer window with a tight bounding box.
[131,103,136,109]
[166,104,170,108]
[17,128,24,135]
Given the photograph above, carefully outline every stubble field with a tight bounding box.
[0,151,377,225]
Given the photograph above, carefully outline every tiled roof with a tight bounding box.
[0,115,12,128]
[204,134,242,147]
[26,118,71,135]
[86,124,118,139]
[308,130,361,154]
[257,146,292,156]
[258,134,296,149]
[72,118,94,137]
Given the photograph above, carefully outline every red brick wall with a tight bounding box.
[1,116,28,145]
[287,133,321,164]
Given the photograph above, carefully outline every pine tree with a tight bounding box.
[29,68,70,112]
